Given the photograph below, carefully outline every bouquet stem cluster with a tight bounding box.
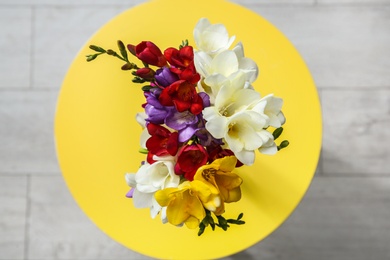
[87,18,288,235]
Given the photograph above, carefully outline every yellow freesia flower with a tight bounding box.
[155,180,221,229]
[194,156,242,206]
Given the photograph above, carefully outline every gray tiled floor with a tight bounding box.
[1,0,389,259]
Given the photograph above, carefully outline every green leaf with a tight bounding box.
[179,39,189,49]
[210,220,215,231]
[217,215,228,228]
[198,222,205,236]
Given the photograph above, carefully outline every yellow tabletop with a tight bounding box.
[55,0,322,259]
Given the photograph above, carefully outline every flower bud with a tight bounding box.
[127,44,136,56]
[134,41,167,67]
[135,68,155,80]
[121,63,133,70]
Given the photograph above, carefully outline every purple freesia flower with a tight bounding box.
[155,67,179,87]
[178,124,199,143]
[145,104,170,124]
[198,92,210,108]
[145,89,173,124]
[164,92,211,143]
[126,188,134,198]
[165,110,198,130]
[164,110,199,143]
[145,88,162,107]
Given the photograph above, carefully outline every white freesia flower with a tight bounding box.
[258,94,286,128]
[193,18,259,104]
[125,156,180,220]
[232,42,259,83]
[258,133,278,155]
[136,112,147,127]
[203,80,275,165]
[195,50,258,83]
[213,73,260,115]
[193,17,235,56]
[136,112,150,149]
[204,106,272,165]
[195,50,258,103]
[202,73,286,164]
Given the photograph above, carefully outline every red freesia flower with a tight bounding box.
[146,123,179,164]
[174,144,208,181]
[164,46,194,68]
[130,41,167,67]
[159,80,203,115]
[164,46,200,84]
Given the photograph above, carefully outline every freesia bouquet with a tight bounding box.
[87,18,288,235]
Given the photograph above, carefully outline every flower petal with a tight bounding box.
[165,110,197,131]
[217,156,237,172]
[194,51,212,78]
[232,42,244,59]
[150,197,162,219]
[224,129,244,153]
[203,108,228,139]
[194,18,235,55]
[154,187,177,207]
[132,188,154,208]
[259,142,278,155]
[125,173,136,187]
[168,189,205,227]
[178,125,198,143]
[211,50,239,77]
[234,149,255,166]
[239,57,259,83]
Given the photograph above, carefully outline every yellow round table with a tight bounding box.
[55,0,322,259]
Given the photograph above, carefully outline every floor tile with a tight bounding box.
[32,6,130,89]
[232,0,315,4]
[0,176,27,260]
[0,90,60,174]
[0,0,144,5]
[321,89,390,175]
[224,176,390,260]
[0,7,31,89]
[252,6,390,88]
[27,175,150,259]
[27,175,390,260]
[318,0,390,4]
